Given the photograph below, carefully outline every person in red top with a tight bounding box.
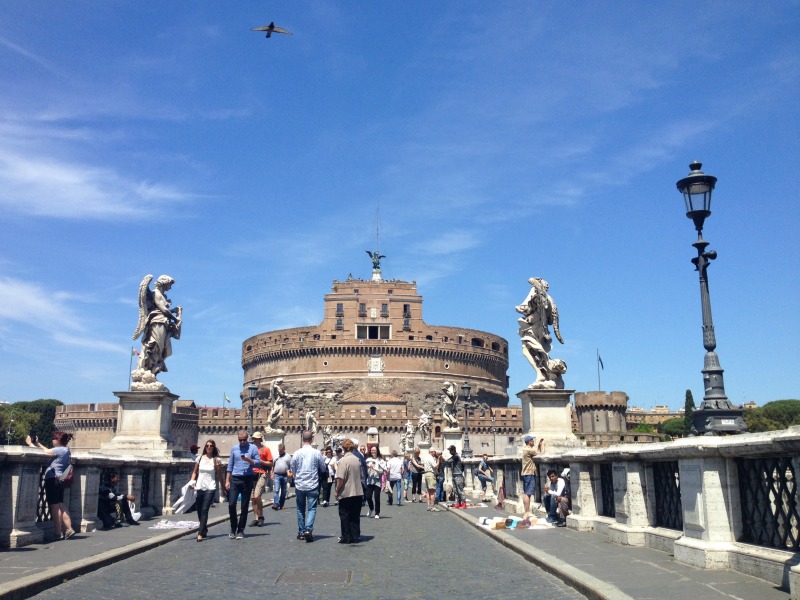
[250,432,273,527]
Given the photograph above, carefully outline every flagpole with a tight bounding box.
[597,348,601,391]
[129,347,134,390]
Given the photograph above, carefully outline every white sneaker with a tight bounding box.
[374,514,380,519]
[367,510,374,518]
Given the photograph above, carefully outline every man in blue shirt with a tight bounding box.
[291,430,327,542]
[225,429,263,539]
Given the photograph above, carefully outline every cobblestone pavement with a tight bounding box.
[30,500,585,600]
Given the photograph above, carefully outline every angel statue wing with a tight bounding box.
[132,274,154,340]
[549,295,564,344]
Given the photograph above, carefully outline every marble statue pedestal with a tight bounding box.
[517,388,580,452]
[262,430,285,458]
[418,440,432,457]
[100,390,183,458]
[442,430,463,455]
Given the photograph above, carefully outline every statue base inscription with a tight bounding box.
[442,430,463,455]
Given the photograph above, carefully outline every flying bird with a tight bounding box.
[251,21,292,38]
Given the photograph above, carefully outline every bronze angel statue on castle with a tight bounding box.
[132,274,182,380]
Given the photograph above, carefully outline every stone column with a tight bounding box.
[673,457,739,569]
[568,461,598,531]
[608,461,650,546]
[70,463,102,532]
[1,455,47,547]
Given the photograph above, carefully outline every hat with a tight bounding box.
[561,468,570,478]
[251,431,263,439]
[190,444,199,453]
[523,435,535,444]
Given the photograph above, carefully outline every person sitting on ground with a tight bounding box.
[555,467,571,526]
[98,472,139,529]
[476,453,495,501]
[543,469,566,524]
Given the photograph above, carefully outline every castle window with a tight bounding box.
[444,363,450,369]
[370,406,377,417]
[471,337,484,347]
[387,289,392,295]
[491,342,500,351]
[323,361,329,367]
[354,289,359,294]
[403,304,411,318]
[408,335,414,340]
[358,303,367,317]
[458,335,463,344]
[331,335,337,340]
[336,318,343,330]
[403,319,411,331]
[336,303,344,317]
[443,336,449,342]
[313,334,320,340]
[380,303,389,317]
[425,335,433,341]
[357,324,390,340]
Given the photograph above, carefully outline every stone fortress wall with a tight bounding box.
[55,401,199,453]
[241,277,510,417]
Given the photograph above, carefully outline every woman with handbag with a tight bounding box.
[26,431,76,540]
[320,447,336,507]
[189,439,224,542]
[364,446,386,519]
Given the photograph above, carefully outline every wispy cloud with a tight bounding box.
[0,35,60,75]
[0,146,196,220]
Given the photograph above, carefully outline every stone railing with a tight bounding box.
[0,446,194,549]
[470,428,800,597]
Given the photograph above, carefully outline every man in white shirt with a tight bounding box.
[385,450,405,506]
[543,469,566,524]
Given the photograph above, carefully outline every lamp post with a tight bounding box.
[675,162,745,435]
[461,382,473,458]
[246,383,258,437]
[490,407,496,456]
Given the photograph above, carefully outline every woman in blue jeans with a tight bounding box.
[190,439,224,542]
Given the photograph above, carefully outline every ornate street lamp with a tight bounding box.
[675,162,745,435]
[246,383,258,437]
[461,382,473,458]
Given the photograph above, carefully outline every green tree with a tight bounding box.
[684,389,695,435]
[0,399,63,444]
[632,423,656,433]
[744,400,800,432]
[660,417,687,438]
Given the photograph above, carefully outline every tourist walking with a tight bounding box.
[409,447,424,502]
[321,446,336,507]
[352,440,368,507]
[225,429,265,539]
[272,443,292,510]
[444,445,466,508]
[334,438,363,544]
[402,452,412,502]
[423,449,439,511]
[365,446,386,518]
[291,430,327,542]
[190,439,224,541]
[250,432,273,527]
[386,450,404,506]
[26,432,76,540]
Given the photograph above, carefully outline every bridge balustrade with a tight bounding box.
[0,447,194,548]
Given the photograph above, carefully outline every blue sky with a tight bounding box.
[1,2,798,411]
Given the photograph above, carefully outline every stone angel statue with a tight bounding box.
[266,377,287,431]
[417,409,432,444]
[322,425,333,449]
[132,274,182,378]
[516,277,566,389]
[305,409,318,437]
[441,381,459,429]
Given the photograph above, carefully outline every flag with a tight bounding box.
[224,393,231,404]
[598,354,604,370]
[131,348,140,357]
